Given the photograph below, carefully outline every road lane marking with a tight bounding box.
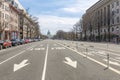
[68,43,120,63]
[0,42,35,53]
[63,57,77,68]
[34,48,45,51]
[51,48,54,50]
[58,43,120,75]
[41,44,49,80]
[40,45,43,47]
[14,59,30,72]
[116,57,120,60]
[103,59,120,67]
[0,45,36,65]
[30,48,45,51]
[51,47,66,50]
[83,52,94,56]
[53,44,57,46]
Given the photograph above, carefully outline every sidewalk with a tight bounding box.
[77,41,120,53]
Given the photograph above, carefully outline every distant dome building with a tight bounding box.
[47,30,52,39]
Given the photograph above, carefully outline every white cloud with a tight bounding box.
[61,0,99,13]
[38,0,99,35]
[38,15,79,35]
[62,7,80,13]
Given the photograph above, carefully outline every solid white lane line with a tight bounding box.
[0,43,34,53]
[0,45,36,65]
[58,43,120,75]
[41,44,49,80]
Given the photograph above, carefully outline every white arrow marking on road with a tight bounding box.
[14,59,30,72]
[63,57,77,68]
[103,59,120,67]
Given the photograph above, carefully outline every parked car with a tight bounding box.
[24,39,30,44]
[11,39,20,46]
[33,39,38,42]
[20,39,25,44]
[3,40,12,48]
[0,40,4,49]
[16,39,21,45]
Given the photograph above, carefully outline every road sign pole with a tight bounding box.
[107,53,110,68]
[86,48,88,58]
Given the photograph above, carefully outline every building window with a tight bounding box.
[116,1,119,6]
[112,3,114,8]
[2,4,4,9]
[104,7,106,26]
[2,13,4,18]
[104,29,106,33]
[117,17,120,23]
[112,11,115,16]
[117,9,119,13]
[112,27,114,32]
[112,18,114,24]
[0,11,1,18]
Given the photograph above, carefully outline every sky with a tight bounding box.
[19,0,99,35]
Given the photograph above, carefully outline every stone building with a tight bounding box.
[0,0,41,40]
[9,3,19,39]
[0,1,10,40]
[82,0,120,42]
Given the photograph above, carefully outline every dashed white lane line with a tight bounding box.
[40,45,43,47]
[51,48,54,50]
[0,45,36,65]
[103,59,120,67]
[116,57,120,60]
[41,44,49,80]
[34,48,45,51]
[51,47,66,50]
[53,44,57,46]
[58,43,120,75]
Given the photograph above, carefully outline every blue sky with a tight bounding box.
[19,0,99,35]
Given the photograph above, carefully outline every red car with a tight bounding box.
[3,40,12,48]
[24,39,30,44]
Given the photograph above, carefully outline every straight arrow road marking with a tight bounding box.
[58,42,120,75]
[63,57,77,68]
[14,59,30,72]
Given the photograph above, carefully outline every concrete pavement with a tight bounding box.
[0,40,119,80]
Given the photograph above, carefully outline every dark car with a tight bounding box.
[20,39,25,44]
[11,39,19,46]
[0,40,4,49]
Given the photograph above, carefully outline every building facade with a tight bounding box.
[0,1,10,40]
[82,0,120,42]
[0,0,41,40]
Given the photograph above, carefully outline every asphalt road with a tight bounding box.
[0,40,120,80]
